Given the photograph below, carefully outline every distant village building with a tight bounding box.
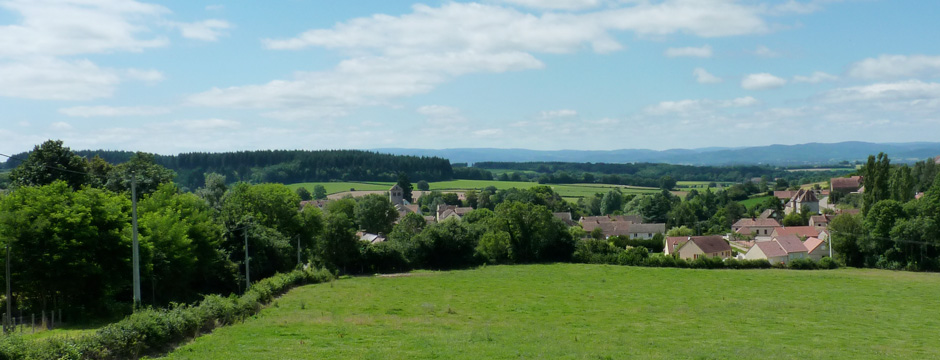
[831,176,864,194]
[771,226,827,241]
[809,215,835,230]
[553,212,577,227]
[803,237,831,261]
[673,236,733,260]
[744,235,807,265]
[389,184,405,206]
[732,218,781,237]
[579,215,664,239]
[436,204,473,221]
[784,189,819,215]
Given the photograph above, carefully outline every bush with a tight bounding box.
[0,268,333,360]
[818,257,839,270]
[787,258,818,270]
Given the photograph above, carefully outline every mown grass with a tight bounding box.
[286,182,395,194]
[161,264,940,360]
[740,195,775,209]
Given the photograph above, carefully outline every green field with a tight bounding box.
[286,182,395,194]
[162,264,940,359]
[740,195,775,209]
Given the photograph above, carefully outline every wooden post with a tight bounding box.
[31,313,34,334]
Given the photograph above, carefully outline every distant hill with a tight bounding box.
[374,142,940,166]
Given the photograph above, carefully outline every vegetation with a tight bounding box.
[161,264,940,360]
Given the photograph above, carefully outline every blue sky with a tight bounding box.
[1,0,939,155]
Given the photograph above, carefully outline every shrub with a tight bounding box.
[818,257,839,270]
[0,268,332,360]
[787,258,818,270]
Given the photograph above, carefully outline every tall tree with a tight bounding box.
[862,152,891,215]
[355,194,398,235]
[312,184,328,200]
[397,173,413,203]
[9,140,88,189]
[107,152,176,196]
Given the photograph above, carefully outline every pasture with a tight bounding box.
[162,264,940,360]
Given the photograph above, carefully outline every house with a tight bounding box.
[436,204,473,221]
[831,176,863,194]
[744,235,807,265]
[665,237,690,256]
[758,209,781,220]
[809,214,835,230]
[675,236,733,260]
[835,208,860,216]
[935,155,940,165]
[394,204,422,223]
[300,199,330,211]
[774,191,799,202]
[732,218,781,237]
[553,212,577,227]
[803,237,831,261]
[915,192,925,200]
[771,226,825,240]
[357,231,386,244]
[784,189,819,215]
[627,223,666,240]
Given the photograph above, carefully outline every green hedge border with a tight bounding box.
[0,267,333,360]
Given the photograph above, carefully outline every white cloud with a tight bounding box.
[205,4,224,11]
[172,19,232,41]
[665,45,712,58]
[848,55,940,80]
[0,57,121,100]
[50,121,73,131]
[539,109,578,119]
[473,128,503,137]
[741,73,787,90]
[645,96,758,115]
[770,0,822,15]
[820,80,940,103]
[494,0,601,10]
[693,67,722,84]
[124,68,165,83]
[793,71,837,83]
[0,0,170,57]
[59,105,171,117]
[202,1,771,118]
[752,45,779,58]
[418,105,462,117]
[171,118,241,131]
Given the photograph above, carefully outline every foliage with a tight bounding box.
[354,194,398,235]
[396,173,413,203]
[8,140,88,190]
[295,186,312,201]
[106,152,176,196]
[416,180,430,191]
[0,268,332,360]
[312,184,328,200]
[316,213,361,272]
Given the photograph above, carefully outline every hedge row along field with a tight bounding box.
[0,268,332,360]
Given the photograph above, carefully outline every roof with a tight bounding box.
[935,155,940,165]
[666,237,690,252]
[758,209,778,219]
[791,189,818,203]
[774,191,799,200]
[629,223,666,234]
[553,212,577,226]
[831,176,863,190]
[773,226,820,238]
[775,235,807,253]
[357,232,386,244]
[689,236,731,254]
[755,241,788,258]
[733,218,782,228]
[390,184,402,191]
[804,237,826,253]
[810,215,834,224]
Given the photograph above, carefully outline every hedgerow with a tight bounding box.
[0,267,332,360]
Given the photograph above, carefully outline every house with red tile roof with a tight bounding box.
[665,237,690,256]
[771,226,826,240]
[675,236,733,260]
[809,214,835,230]
[732,218,781,237]
[831,176,863,194]
[803,237,831,261]
[744,234,808,265]
[784,189,819,215]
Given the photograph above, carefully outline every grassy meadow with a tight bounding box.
[162,264,940,360]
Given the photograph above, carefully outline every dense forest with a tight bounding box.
[473,161,850,187]
[1,149,453,190]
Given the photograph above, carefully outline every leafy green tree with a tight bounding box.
[412,219,481,269]
[862,152,891,215]
[86,155,113,188]
[416,180,430,191]
[196,172,227,210]
[397,173,413,203]
[355,194,398,234]
[295,187,313,201]
[9,139,88,189]
[666,226,694,237]
[465,189,479,208]
[312,184,328,200]
[325,197,356,219]
[659,175,677,191]
[317,213,361,272]
[491,201,575,262]
[0,181,132,317]
[889,165,914,202]
[600,189,623,215]
[107,152,176,196]
[139,184,235,303]
[782,211,806,226]
[829,213,865,267]
[476,230,512,264]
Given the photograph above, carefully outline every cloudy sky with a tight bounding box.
[1,0,938,155]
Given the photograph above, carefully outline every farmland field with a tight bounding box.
[162,264,940,360]
[740,195,775,209]
[287,180,662,200]
[286,182,395,194]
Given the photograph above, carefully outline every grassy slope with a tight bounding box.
[162,264,940,360]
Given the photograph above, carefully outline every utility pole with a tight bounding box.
[5,241,11,333]
[131,175,141,308]
[297,236,301,267]
[244,227,250,289]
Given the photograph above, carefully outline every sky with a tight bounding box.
[1,0,939,155]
